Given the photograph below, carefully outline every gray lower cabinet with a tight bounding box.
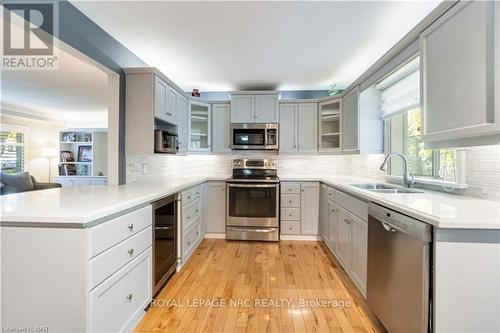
[177,94,188,153]
[335,205,351,268]
[420,1,500,148]
[206,181,226,234]
[280,182,319,236]
[327,201,338,249]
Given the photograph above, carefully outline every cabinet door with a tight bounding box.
[206,182,226,233]
[154,76,168,123]
[200,182,208,236]
[318,184,326,240]
[342,87,359,151]
[189,101,211,151]
[231,95,254,123]
[300,182,319,235]
[327,201,338,251]
[298,103,317,152]
[336,206,351,269]
[167,87,177,124]
[255,95,279,123]
[420,1,500,146]
[279,104,297,152]
[176,95,188,153]
[350,213,367,296]
[212,104,231,153]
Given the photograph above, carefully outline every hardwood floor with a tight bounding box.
[135,239,385,333]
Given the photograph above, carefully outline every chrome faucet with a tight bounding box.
[379,152,416,188]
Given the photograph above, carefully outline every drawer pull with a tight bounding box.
[196,209,199,213]
[196,191,200,195]
[288,200,292,203]
[288,227,293,231]
[187,215,191,220]
[128,248,134,256]
[288,188,292,191]
[187,196,191,200]
[328,193,332,196]
[196,231,199,236]
[188,241,191,246]
[126,293,133,301]
[127,224,134,231]
[345,219,350,224]
[288,214,292,217]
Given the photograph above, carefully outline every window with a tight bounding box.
[1,125,27,174]
[379,57,462,184]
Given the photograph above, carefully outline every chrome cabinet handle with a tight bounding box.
[288,214,292,217]
[288,188,292,191]
[127,224,134,231]
[196,231,199,236]
[187,215,191,220]
[126,293,133,301]
[128,248,134,256]
[187,196,191,200]
[288,227,293,230]
[344,219,350,224]
[196,209,199,213]
[288,200,292,203]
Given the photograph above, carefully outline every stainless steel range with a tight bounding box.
[226,159,279,241]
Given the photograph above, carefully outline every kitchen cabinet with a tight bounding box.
[349,213,367,294]
[211,103,231,153]
[300,182,320,235]
[319,99,342,152]
[279,103,317,153]
[342,87,359,151]
[176,94,188,153]
[336,206,351,269]
[318,184,327,240]
[230,92,279,123]
[125,68,186,154]
[206,181,226,234]
[255,95,279,122]
[420,1,500,148]
[280,182,319,237]
[200,182,208,235]
[188,101,211,152]
[327,201,338,250]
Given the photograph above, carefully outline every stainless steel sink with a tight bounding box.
[350,183,423,194]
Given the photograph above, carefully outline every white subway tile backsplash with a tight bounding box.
[127,145,500,201]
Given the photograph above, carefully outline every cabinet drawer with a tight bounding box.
[282,183,300,194]
[182,198,201,231]
[182,185,201,206]
[281,221,301,235]
[326,187,335,202]
[281,207,300,221]
[88,206,152,259]
[183,217,201,259]
[281,194,300,208]
[89,226,152,291]
[334,190,368,221]
[89,248,151,333]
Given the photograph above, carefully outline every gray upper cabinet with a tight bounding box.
[230,95,254,123]
[420,1,500,148]
[297,103,317,152]
[279,104,297,152]
[254,95,279,123]
[279,103,317,153]
[230,92,279,123]
[154,76,169,123]
[211,103,231,153]
[167,87,178,125]
[176,94,188,153]
[342,86,360,151]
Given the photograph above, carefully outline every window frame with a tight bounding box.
[1,124,28,174]
[384,113,466,187]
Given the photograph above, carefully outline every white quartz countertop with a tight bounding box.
[1,174,499,229]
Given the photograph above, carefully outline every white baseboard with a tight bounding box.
[279,235,320,241]
[204,233,226,239]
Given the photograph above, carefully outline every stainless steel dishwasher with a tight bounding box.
[367,203,432,333]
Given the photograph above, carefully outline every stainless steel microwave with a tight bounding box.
[230,123,278,150]
[154,129,178,154]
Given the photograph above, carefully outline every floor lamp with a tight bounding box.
[42,147,58,182]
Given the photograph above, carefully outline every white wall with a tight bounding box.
[1,115,62,182]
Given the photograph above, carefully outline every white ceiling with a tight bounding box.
[1,10,109,123]
[71,1,439,92]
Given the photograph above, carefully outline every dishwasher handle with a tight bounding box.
[381,222,397,233]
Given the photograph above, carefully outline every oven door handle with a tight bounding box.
[227,183,278,188]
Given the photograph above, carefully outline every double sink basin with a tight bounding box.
[350,183,423,194]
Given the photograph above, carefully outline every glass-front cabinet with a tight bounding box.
[319,99,342,152]
[188,101,211,152]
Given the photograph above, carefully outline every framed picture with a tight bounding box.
[62,132,76,142]
[65,164,77,176]
[76,164,89,176]
[77,146,92,162]
[60,151,75,162]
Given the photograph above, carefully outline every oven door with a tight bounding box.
[226,183,279,227]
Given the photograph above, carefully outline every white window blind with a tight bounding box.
[1,125,26,174]
[377,56,420,119]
